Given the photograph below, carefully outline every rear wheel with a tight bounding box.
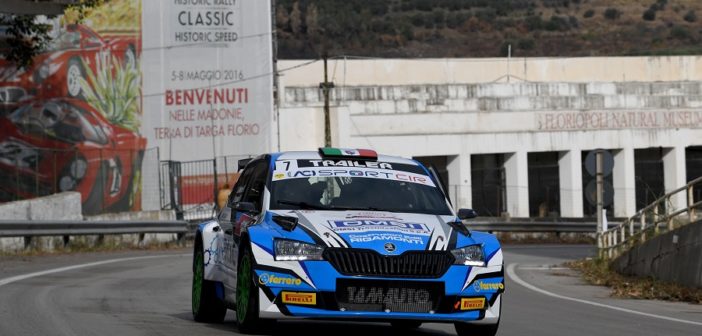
[236,244,261,333]
[454,321,499,336]
[192,244,227,323]
[391,321,422,329]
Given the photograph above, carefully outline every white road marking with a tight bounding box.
[0,254,189,288]
[518,266,569,270]
[506,263,702,327]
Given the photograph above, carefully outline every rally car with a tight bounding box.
[192,148,504,336]
[0,23,139,106]
[0,98,146,214]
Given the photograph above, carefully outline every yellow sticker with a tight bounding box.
[460,297,486,310]
[280,292,317,305]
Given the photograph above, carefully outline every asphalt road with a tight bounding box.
[1,245,701,336]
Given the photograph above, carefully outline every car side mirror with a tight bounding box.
[233,201,257,213]
[457,208,478,220]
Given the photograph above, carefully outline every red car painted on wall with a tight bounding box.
[0,24,139,114]
[0,98,146,214]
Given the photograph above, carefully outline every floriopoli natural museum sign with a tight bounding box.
[536,110,702,131]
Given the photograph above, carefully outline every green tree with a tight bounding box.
[2,0,106,68]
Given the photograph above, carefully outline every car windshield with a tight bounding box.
[9,101,108,145]
[269,160,452,215]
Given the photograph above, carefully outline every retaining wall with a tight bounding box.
[612,220,702,288]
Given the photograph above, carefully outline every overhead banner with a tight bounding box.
[142,0,274,161]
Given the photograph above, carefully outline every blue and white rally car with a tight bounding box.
[192,148,504,336]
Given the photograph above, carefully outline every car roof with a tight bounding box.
[274,151,420,166]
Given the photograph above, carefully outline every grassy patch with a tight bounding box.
[567,258,702,303]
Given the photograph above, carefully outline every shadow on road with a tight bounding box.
[172,312,453,336]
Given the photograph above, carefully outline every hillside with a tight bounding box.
[275,0,702,59]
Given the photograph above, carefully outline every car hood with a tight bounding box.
[269,210,462,255]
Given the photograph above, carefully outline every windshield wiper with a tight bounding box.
[277,200,384,212]
[326,205,384,211]
[277,199,330,210]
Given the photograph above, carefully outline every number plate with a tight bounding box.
[336,279,443,313]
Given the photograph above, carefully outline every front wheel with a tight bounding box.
[455,322,499,336]
[192,244,227,323]
[236,244,261,333]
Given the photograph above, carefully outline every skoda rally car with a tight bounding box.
[192,148,504,336]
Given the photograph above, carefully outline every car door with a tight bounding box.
[221,158,269,292]
[217,164,255,292]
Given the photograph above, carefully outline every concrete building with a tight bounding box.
[276,56,702,218]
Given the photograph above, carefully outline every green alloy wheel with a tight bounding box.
[192,244,226,323]
[236,244,261,333]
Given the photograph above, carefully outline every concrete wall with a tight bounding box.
[279,56,702,87]
[0,192,82,251]
[612,221,702,288]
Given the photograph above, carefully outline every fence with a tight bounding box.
[159,154,253,221]
[598,176,702,259]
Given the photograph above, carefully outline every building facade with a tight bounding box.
[277,56,702,218]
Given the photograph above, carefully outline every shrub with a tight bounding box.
[670,25,691,40]
[518,38,535,50]
[604,8,622,20]
[526,15,544,31]
[545,15,570,31]
[643,9,656,21]
[583,9,595,18]
[684,10,697,23]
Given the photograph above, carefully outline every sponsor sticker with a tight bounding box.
[472,281,505,292]
[271,167,435,187]
[348,233,424,244]
[459,297,486,310]
[258,273,303,287]
[329,220,431,234]
[280,291,317,305]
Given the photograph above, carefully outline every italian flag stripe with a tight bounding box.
[320,148,377,158]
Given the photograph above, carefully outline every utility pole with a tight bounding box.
[320,53,334,147]
[596,150,604,236]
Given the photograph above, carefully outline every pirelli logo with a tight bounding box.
[280,291,317,305]
[459,297,486,310]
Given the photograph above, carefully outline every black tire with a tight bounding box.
[455,322,499,336]
[66,57,85,99]
[192,241,227,323]
[391,321,422,329]
[236,243,261,333]
[82,161,107,215]
[111,150,144,212]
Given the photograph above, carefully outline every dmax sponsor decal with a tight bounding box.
[308,160,393,169]
[457,298,485,310]
[280,291,316,305]
[473,281,505,292]
[329,220,431,234]
[258,273,303,287]
[348,233,424,244]
[346,287,430,305]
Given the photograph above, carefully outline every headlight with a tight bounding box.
[70,158,88,179]
[451,245,485,267]
[34,64,50,82]
[274,239,324,261]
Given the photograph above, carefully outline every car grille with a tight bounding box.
[0,87,27,104]
[323,248,455,278]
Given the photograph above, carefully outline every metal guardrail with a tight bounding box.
[0,220,188,238]
[598,176,702,259]
[468,221,604,233]
[0,219,602,238]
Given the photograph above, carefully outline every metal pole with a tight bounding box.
[323,53,331,147]
[596,150,604,237]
